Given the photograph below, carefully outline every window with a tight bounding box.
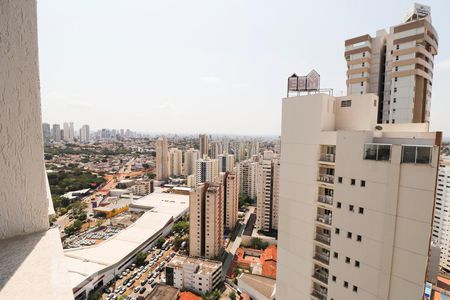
[362,52,366,57]
[357,235,362,242]
[359,207,364,214]
[393,98,397,103]
[349,205,354,212]
[345,257,351,264]
[402,146,433,164]
[347,232,352,239]
[341,100,352,107]
[392,119,395,123]
[332,275,337,282]
[355,260,360,267]
[395,77,398,82]
[334,252,339,259]
[361,180,366,187]
[337,202,341,208]
[362,62,365,67]
[353,286,358,293]
[361,82,364,86]
[338,177,343,183]
[364,143,391,161]
[396,44,400,50]
[396,56,399,61]
[335,228,340,235]
[344,281,349,288]
[351,179,356,185]
[395,66,398,71]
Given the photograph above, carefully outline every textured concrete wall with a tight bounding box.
[0,0,49,239]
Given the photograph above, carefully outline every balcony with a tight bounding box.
[315,233,331,246]
[316,214,332,226]
[317,174,334,185]
[312,271,328,285]
[311,289,327,300]
[313,252,330,265]
[318,195,333,206]
[319,153,335,163]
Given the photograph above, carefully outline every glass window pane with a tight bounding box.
[402,146,416,163]
[416,147,432,164]
[364,144,377,160]
[377,145,391,161]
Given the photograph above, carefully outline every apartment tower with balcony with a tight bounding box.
[277,92,440,300]
[156,136,169,180]
[345,3,438,124]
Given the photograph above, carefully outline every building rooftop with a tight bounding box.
[168,255,222,276]
[144,284,179,300]
[238,273,276,299]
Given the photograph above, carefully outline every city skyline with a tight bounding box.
[37,0,450,135]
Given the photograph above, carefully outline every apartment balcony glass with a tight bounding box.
[317,174,334,184]
[316,214,332,225]
[311,289,327,300]
[364,143,391,161]
[315,232,331,245]
[319,153,335,163]
[313,251,330,265]
[312,271,328,285]
[318,195,333,205]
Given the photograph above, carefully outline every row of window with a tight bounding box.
[333,252,361,268]
[336,202,364,214]
[337,176,366,187]
[335,228,363,242]
[330,275,359,293]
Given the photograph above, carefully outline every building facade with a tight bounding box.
[218,154,235,173]
[156,136,169,181]
[165,255,222,295]
[169,148,183,177]
[80,124,90,143]
[189,183,224,259]
[195,158,218,185]
[277,92,440,300]
[184,148,200,176]
[237,160,258,200]
[219,171,239,231]
[199,134,209,159]
[256,151,280,233]
[345,3,438,124]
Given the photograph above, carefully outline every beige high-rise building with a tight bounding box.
[218,172,239,231]
[195,158,218,185]
[345,3,438,124]
[237,160,258,200]
[168,148,183,177]
[277,92,441,300]
[210,141,223,159]
[184,148,200,176]
[156,136,169,181]
[218,154,235,173]
[189,183,224,259]
[199,134,209,159]
[256,151,280,233]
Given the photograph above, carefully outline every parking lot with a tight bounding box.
[101,237,178,300]
[63,225,122,249]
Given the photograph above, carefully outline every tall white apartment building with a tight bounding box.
[168,148,183,177]
[277,93,440,300]
[432,156,450,273]
[52,124,61,142]
[219,172,239,230]
[165,255,222,295]
[345,3,438,124]
[42,123,51,144]
[256,151,280,233]
[199,134,209,159]
[79,124,90,143]
[128,180,154,196]
[237,160,258,199]
[218,154,235,173]
[156,136,169,181]
[184,148,200,176]
[210,141,223,159]
[189,183,224,259]
[63,122,71,142]
[195,158,218,185]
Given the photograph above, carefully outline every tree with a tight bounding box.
[156,237,166,248]
[172,220,189,234]
[147,172,156,179]
[250,237,269,250]
[77,212,87,222]
[202,289,221,300]
[135,251,147,266]
[229,291,237,300]
[143,163,150,169]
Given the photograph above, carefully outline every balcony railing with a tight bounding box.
[315,233,331,245]
[316,214,332,225]
[317,174,334,184]
[311,289,327,300]
[313,252,330,265]
[319,153,335,163]
[318,195,333,205]
[312,271,328,285]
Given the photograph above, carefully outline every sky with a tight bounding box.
[37,0,450,136]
